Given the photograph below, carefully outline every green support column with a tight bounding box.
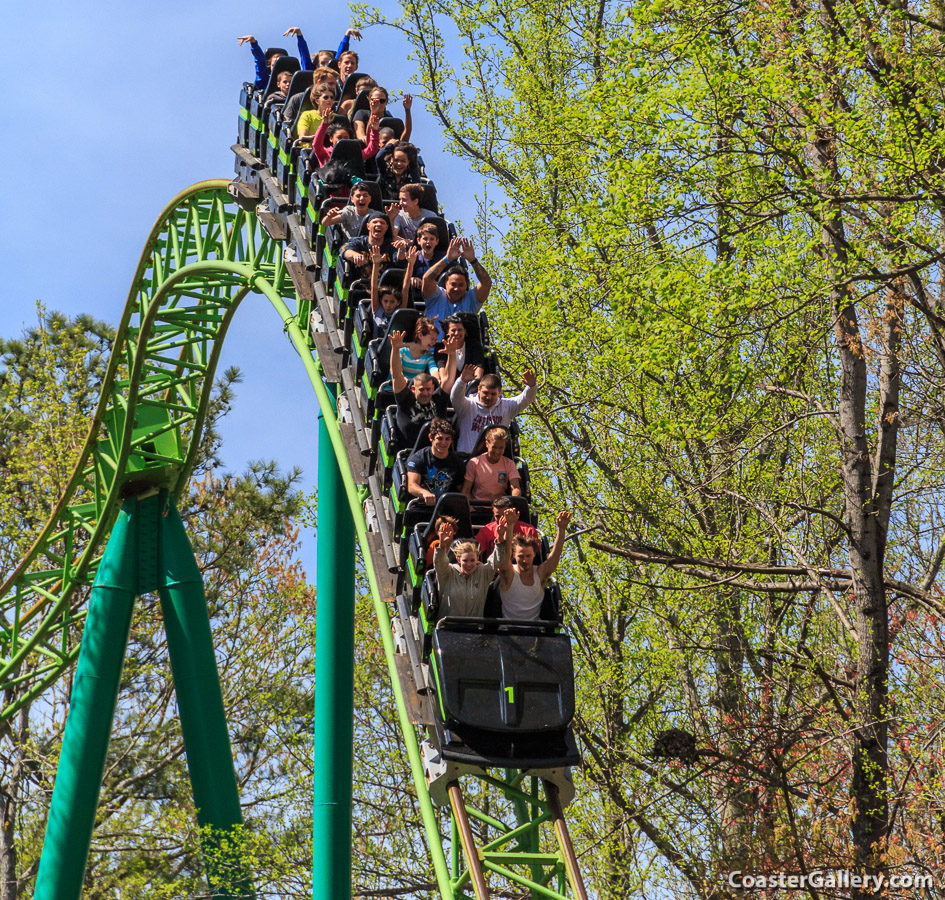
[313,382,356,900]
[158,500,254,899]
[34,497,146,900]
[34,492,254,900]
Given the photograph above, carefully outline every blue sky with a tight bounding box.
[1,0,476,516]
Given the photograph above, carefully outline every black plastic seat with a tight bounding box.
[378,116,406,139]
[338,71,371,106]
[316,139,366,188]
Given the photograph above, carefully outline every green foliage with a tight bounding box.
[363,0,945,894]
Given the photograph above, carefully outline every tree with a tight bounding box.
[363,0,945,895]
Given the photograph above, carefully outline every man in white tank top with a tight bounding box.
[497,510,570,620]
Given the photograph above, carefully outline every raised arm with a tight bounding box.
[461,238,492,305]
[449,366,476,414]
[538,511,571,584]
[362,113,381,160]
[495,509,517,584]
[238,36,268,90]
[389,330,408,394]
[402,245,418,297]
[433,519,456,582]
[283,27,313,69]
[402,93,414,142]
[336,27,361,58]
[437,333,461,393]
[508,369,539,416]
[422,237,462,299]
[369,245,383,313]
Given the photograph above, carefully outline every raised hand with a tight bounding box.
[393,237,411,254]
[389,330,405,350]
[446,237,463,261]
[438,519,456,544]
[237,35,256,45]
[346,28,363,39]
[370,244,384,265]
[556,510,571,530]
[522,369,537,387]
[460,237,477,261]
[442,334,462,355]
[283,27,302,36]
[504,507,520,527]
[406,244,419,264]
[403,93,413,110]
[460,365,478,384]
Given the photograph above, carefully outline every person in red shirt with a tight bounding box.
[476,496,539,558]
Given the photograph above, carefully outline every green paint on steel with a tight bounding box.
[313,382,356,899]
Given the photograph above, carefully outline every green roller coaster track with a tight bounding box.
[0,178,585,899]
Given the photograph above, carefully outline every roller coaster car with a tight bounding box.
[427,618,580,768]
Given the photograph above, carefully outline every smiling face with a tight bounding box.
[399,188,420,216]
[430,430,452,457]
[419,330,436,351]
[444,273,469,303]
[484,433,507,462]
[412,375,435,403]
[390,150,410,175]
[458,551,479,577]
[446,321,466,345]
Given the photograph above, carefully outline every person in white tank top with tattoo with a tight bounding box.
[497,510,571,620]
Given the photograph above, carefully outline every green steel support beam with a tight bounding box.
[34,498,141,900]
[312,381,356,900]
[158,497,254,899]
[35,492,253,900]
